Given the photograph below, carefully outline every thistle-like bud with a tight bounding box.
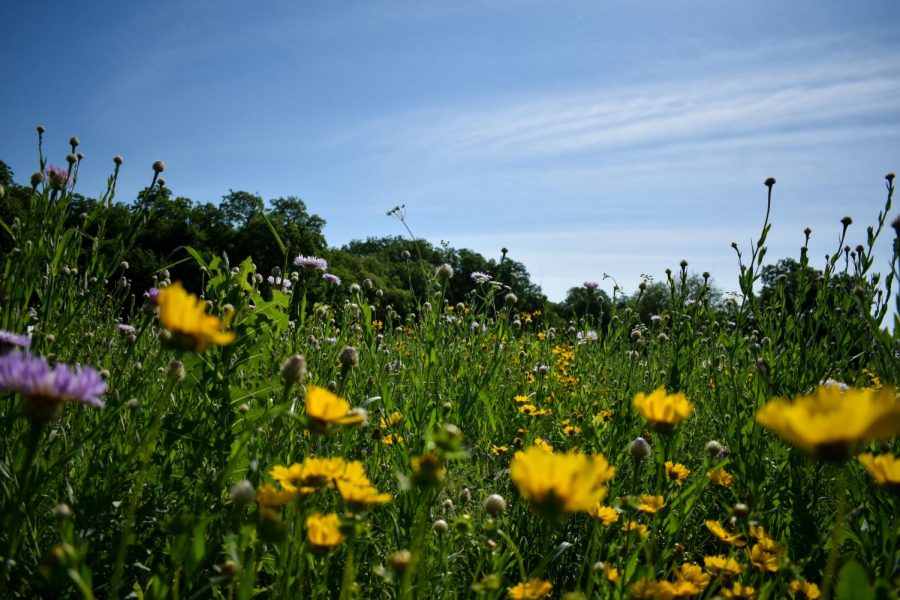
[69,136,80,148]
[629,437,651,460]
[37,125,46,134]
[281,354,307,384]
[229,480,256,507]
[436,263,454,280]
[432,519,449,535]
[113,155,123,166]
[705,440,725,457]
[387,550,412,575]
[168,359,186,383]
[66,153,77,164]
[31,171,44,188]
[338,346,359,369]
[483,494,507,516]
[764,177,776,187]
[152,160,166,173]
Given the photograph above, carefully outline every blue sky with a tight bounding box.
[2,0,899,301]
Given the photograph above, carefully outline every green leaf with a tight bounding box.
[836,560,874,600]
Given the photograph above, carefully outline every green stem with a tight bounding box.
[2,421,45,567]
[821,469,847,600]
[339,543,356,600]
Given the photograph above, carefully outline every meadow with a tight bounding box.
[0,130,898,599]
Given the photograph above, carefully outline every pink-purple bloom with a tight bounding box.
[45,165,71,191]
[322,273,342,286]
[583,280,600,291]
[471,272,492,284]
[0,352,106,420]
[293,255,328,272]
[0,330,30,351]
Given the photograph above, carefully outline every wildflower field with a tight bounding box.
[0,131,899,599]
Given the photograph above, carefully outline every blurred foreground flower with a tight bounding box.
[755,386,900,460]
[0,352,105,422]
[510,446,615,516]
[633,387,693,432]
[157,282,236,351]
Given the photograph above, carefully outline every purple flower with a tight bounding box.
[471,272,492,284]
[45,165,71,191]
[322,273,342,286]
[650,314,662,324]
[0,352,106,421]
[146,288,161,304]
[116,323,136,334]
[577,330,598,344]
[0,330,30,351]
[293,255,328,272]
[325,337,338,345]
[583,280,600,291]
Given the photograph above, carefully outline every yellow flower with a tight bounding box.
[705,520,747,547]
[305,385,366,431]
[336,479,392,508]
[707,467,735,487]
[857,453,900,486]
[749,543,780,572]
[563,424,581,436]
[588,504,620,525]
[491,445,509,455]
[636,494,666,514]
[788,579,821,599]
[514,394,530,403]
[675,563,711,592]
[632,387,693,432]
[755,386,900,460]
[306,512,346,550]
[533,438,554,454]
[604,564,619,584]
[381,433,404,445]
[621,520,649,539]
[509,447,615,516]
[508,578,552,599]
[704,555,745,577]
[379,411,403,429]
[665,461,691,486]
[255,484,297,506]
[592,410,613,426]
[723,582,757,599]
[157,282,236,351]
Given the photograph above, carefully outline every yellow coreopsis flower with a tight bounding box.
[707,467,735,487]
[674,563,711,594]
[255,484,298,507]
[336,479,392,509]
[706,520,747,547]
[632,387,694,432]
[857,453,900,487]
[509,447,615,516]
[157,282,236,352]
[589,504,620,525]
[507,578,552,599]
[704,555,745,577]
[723,582,757,599]
[788,579,821,599]
[755,386,900,460]
[305,385,366,432]
[636,494,666,514]
[665,461,691,486]
[306,512,346,551]
[622,520,649,539]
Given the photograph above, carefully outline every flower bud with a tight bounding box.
[339,346,359,368]
[458,488,471,504]
[387,549,412,575]
[705,440,725,457]
[629,437,651,460]
[229,480,256,506]
[432,519,449,535]
[483,494,506,516]
[436,264,454,280]
[280,354,307,384]
[168,359,186,383]
[152,160,166,173]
